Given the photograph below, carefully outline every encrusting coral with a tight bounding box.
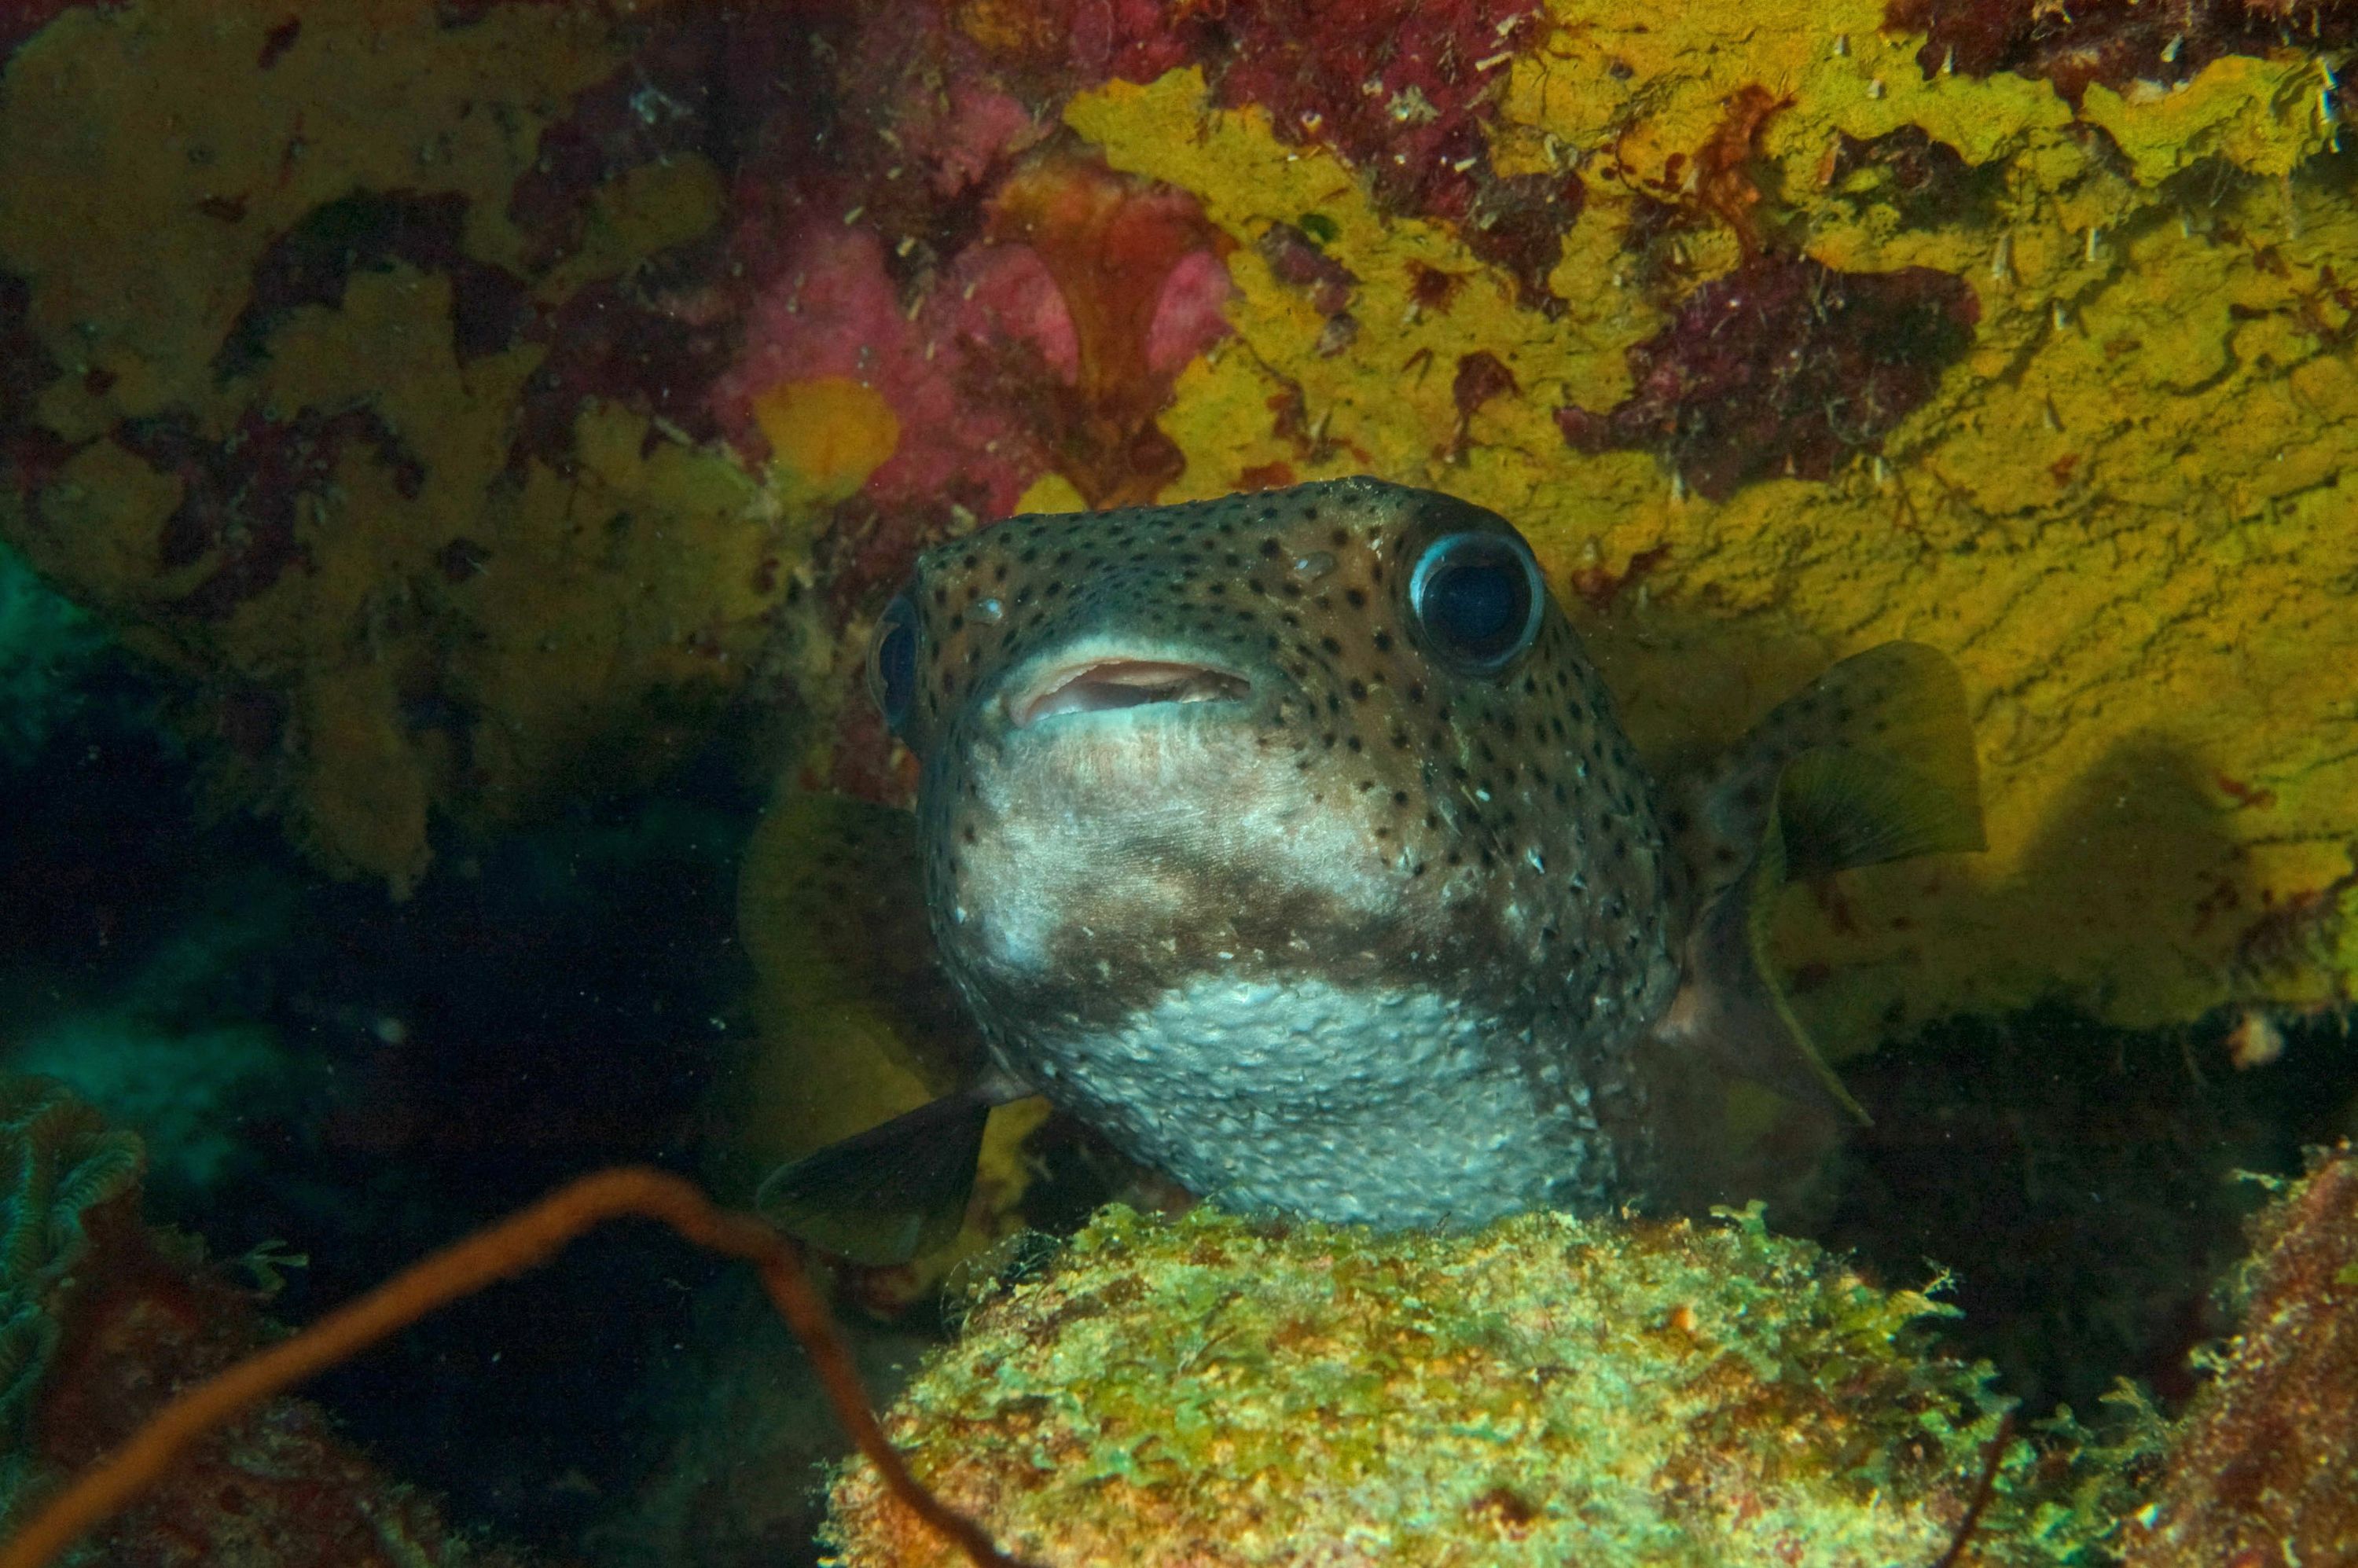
[24,1098,2358,1568]
[0,3,792,894]
[827,1203,2147,1566]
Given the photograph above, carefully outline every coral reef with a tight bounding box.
[0,1078,539,1568]
[828,1203,2136,1566]
[1054,1,2358,1043]
[2121,1143,2358,1566]
[0,2,789,892]
[6,11,2358,1554]
[8,0,2352,1025]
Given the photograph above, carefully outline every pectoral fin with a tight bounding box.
[756,1078,1030,1266]
[1776,742,1985,873]
[743,788,1034,1265]
[1664,841,1870,1122]
[1664,641,1985,1119]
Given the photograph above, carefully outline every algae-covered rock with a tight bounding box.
[0,1077,549,1567]
[0,2,795,893]
[2123,1144,2358,1566]
[0,1077,142,1488]
[829,1204,2134,1566]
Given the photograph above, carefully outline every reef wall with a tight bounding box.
[3,0,2356,1045]
[2121,1144,2358,1566]
[1046,5,2358,1045]
[0,4,792,894]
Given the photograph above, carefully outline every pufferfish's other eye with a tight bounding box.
[868,591,920,736]
[1408,530,1545,672]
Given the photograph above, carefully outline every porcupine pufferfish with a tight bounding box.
[756,477,1983,1264]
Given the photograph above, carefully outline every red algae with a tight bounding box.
[1256,222,1357,318]
[718,223,1034,515]
[512,268,737,472]
[957,0,1588,303]
[21,1184,542,1567]
[1448,349,1519,460]
[216,192,533,378]
[1555,255,1979,500]
[986,155,1230,506]
[116,406,421,622]
[2122,1147,2358,1567]
[1887,0,2358,105]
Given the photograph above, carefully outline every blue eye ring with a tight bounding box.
[1407,530,1546,673]
[868,591,920,736]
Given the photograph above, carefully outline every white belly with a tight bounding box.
[1007,975,1618,1226]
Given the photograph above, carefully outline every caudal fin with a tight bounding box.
[1660,642,1985,1119]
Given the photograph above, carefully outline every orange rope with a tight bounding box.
[0,1166,1031,1568]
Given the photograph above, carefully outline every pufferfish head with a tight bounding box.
[865,476,1674,1037]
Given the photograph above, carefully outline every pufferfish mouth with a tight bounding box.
[1008,657,1253,728]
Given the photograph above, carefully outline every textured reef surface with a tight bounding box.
[0,0,2353,1038]
[2121,1143,2358,1566]
[4,0,2358,1564]
[828,1203,2145,1566]
[0,1078,547,1567]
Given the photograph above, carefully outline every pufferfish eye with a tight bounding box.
[868,591,920,736]
[1408,530,1545,673]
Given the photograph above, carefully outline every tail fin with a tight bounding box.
[1659,642,1985,1118]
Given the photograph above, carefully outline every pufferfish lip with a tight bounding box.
[1007,657,1253,729]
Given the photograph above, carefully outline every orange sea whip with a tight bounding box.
[0,1166,1030,1568]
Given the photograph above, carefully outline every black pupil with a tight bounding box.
[873,611,916,728]
[1421,545,1528,661]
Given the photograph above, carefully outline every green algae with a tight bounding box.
[831,1203,2148,1566]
